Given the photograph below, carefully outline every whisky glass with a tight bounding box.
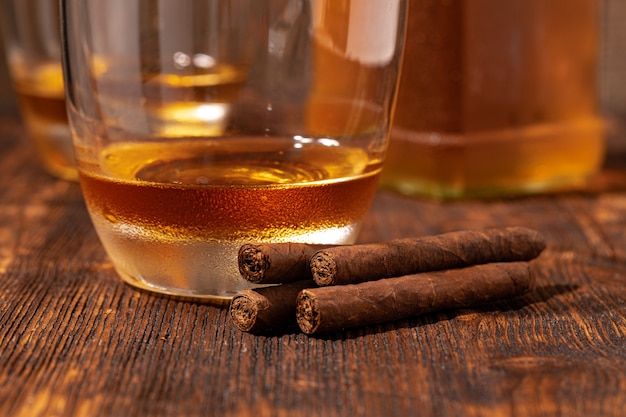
[1,0,76,181]
[61,0,407,300]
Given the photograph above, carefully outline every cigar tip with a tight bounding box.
[238,244,267,283]
[229,293,258,332]
[510,226,547,251]
[296,290,320,334]
[310,251,337,286]
[515,262,536,293]
[496,261,535,295]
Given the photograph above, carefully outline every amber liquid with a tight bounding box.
[79,138,380,299]
[381,0,605,199]
[12,62,76,181]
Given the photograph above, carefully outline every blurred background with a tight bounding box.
[601,0,626,153]
[0,27,16,116]
[0,0,624,152]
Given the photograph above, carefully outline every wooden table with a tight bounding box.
[1,113,626,417]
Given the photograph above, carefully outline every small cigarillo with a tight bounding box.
[296,262,535,335]
[229,280,316,332]
[310,227,546,286]
[238,243,333,284]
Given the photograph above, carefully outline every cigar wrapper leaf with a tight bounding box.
[310,226,545,286]
[238,243,332,284]
[229,280,317,332]
[296,262,535,335]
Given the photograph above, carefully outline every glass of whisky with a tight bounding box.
[0,0,76,181]
[60,0,407,300]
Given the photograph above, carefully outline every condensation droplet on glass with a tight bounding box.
[104,210,118,224]
[195,176,210,185]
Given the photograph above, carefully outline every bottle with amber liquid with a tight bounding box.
[380,0,605,199]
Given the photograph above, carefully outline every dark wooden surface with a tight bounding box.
[1,113,626,416]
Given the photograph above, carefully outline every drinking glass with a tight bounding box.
[1,0,76,181]
[60,0,407,300]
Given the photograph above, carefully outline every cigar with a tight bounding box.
[310,227,545,286]
[296,262,535,335]
[238,243,333,284]
[229,280,316,332]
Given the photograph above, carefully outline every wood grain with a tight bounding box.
[1,114,626,416]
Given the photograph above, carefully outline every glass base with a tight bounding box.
[90,213,360,300]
